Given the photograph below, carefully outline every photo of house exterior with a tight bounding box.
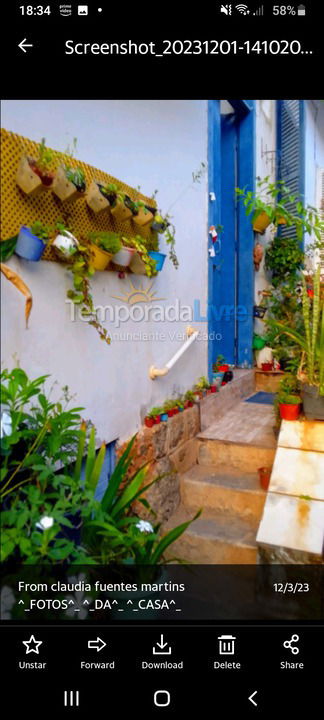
[1,99,323,567]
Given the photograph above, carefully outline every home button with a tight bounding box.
[154,690,171,707]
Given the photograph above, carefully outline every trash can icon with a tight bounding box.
[218,635,236,655]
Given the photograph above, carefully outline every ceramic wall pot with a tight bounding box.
[253,211,271,233]
[16,155,47,196]
[110,198,133,222]
[132,206,154,227]
[52,231,79,259]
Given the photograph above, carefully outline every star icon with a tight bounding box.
[22,635,43,655]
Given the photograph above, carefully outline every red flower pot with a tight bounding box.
[167,410,174,417]
[210,385,217,393]
[261,363,273,371]
[154,415,161,424]
[144,417,154,428]
[206,388,212,395]
[173,407,179,415]
[217,364,229,372]
[258,466,272,491]
[279,403,301,421]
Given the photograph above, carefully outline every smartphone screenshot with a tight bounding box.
[1,1,323,715]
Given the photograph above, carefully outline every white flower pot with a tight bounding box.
[112,246,135,267]
[52,232,79,258]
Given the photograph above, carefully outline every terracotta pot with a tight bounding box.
[258,466,272,491]
[261,363,273,371]
[144,417,154,428]
[129,251,147,275]
[279,403,301,421]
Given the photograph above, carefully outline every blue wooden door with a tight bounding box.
[208,100,255,375]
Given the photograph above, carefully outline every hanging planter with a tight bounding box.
[15,223,50,261]
[252,211,271,234]
[16,155,53,196]
[16,139,56,196]
[132,204,154,227]
[52,227,79,260]
[53,165,86,203]
[86,180,111,214]
[112,245,136,268]
[110,195,133,222]
[87,232,122,271]
[148,251,166,272]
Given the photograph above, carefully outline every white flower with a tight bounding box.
[1,586,15,620]
[36,516,54,531]
[136,520,154,534]
[0,411,12,439]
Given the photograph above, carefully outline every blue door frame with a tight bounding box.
[208,100,255,375]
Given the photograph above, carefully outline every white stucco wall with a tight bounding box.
[305,100,324,245]
[1,100,208,444]
[254,99,277,335]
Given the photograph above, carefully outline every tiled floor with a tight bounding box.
[198,398,276,449]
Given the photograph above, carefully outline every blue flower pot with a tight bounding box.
[148,251,166,272]
[15,226,46,261]
[160,413,168,422]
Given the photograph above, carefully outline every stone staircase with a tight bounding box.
[164,384,277,564]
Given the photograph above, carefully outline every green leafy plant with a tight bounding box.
[196,376,210,390]
[184,390,195,403]
[35,138,55,174]
[30,221,52,242]
[63,138,86,191]
[212,355,226,372]
[66,244,111,345]
[126,235,157,277]
[271,266,324,394]
[88,231,122,256]
[265,236,304,287]
[147,407,163,419]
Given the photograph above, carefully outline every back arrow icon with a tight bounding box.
[249,691,258,707]
[18,38,33,53]
[88,637,106,652]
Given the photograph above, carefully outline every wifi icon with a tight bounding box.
[235,3,250,13]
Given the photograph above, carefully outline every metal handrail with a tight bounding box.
[149,326,199,380]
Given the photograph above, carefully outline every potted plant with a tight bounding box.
[144,407,163,427]
[66,244,111,345]
[278,393,302,421]
[196,376,211,395]
[149,190,179,269]
[111,236,136,268]
[272,266,324,420]
[236,177,290,234]
[53,165,86,203]
[163,399,177,418]
[99,183,134,222]
[128,236,157,277]
[265,236,304,288]
[87,231,122,271]
[16,138,56,196]
[15,221,51,261]
[129,187,154,227]
[52,222,79,259]
[176,397,185,412]
[213,355,229,373]
[184,390,195,408]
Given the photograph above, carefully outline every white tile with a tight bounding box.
[279,420,324,453]
[269,447,324,501]
[257,493,324,556]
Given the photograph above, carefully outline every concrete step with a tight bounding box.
[197,438,276,473]
[164,506,257,564]
[180,464,266,525]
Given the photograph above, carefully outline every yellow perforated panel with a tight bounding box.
[0,129,156,261]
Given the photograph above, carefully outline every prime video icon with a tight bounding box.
[60,5,72,16]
